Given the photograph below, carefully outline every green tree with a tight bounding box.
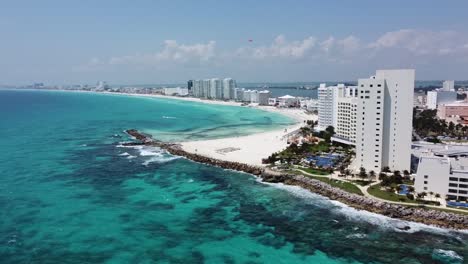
[359,167,367,179]
[382,166,391,173]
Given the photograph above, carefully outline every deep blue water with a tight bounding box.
[0,89,466,264]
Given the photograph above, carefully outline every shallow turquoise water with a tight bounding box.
[0,89,466,264]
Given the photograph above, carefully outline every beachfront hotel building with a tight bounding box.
[354,69,415,172]
[415,156,468,202]
[318,83,358,134]
[191,78,237,100]
[319,70,415,172]
[318,84,338,131]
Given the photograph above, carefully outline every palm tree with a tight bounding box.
[369,170,376,180]
[359,167,367,179]
[403,170,410,179]
[429,191,434,201]
[382,166,391,173]
[435,193,441,200]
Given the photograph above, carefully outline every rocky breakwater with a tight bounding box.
[125,129,468,230]
[262,173,468,230]
[125,129,263,175]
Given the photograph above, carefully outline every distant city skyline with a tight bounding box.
[2,0,468,85]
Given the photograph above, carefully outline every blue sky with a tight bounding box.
[1,0,468,85]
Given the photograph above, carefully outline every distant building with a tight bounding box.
[443,80,455,91]
[258,90,270,105]
[278,95,298,107]
[187,80,193,91]
[268,98,277,106]
[437,102,468,121]
[426,90,457,110]
[163,87,188,96]
[190,78,237,100]
[413,91,427,108]
[223,78,236,100]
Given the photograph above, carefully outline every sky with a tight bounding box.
[1,0,468,85]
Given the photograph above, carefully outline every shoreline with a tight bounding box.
[125,129,468,231]
[99,91,313,166]
[21,89,313,166]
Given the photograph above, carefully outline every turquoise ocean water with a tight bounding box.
[0,89,466,264]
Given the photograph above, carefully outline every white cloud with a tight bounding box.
[89,40,216,67]
[369,29,468,56]
[80,29,468,75]
[244,35,317,59]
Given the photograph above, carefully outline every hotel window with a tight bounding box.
[449,177,459,181]
[449,183,458,187]
[460,178,468,182]
[449,189,457,193]
[370,84,373,87]
[377,84,381,87]
[424,181,428,184]
[424,187,427,190]
[459,190,468,194]
[459,184,468,188]
[424,175,428,179]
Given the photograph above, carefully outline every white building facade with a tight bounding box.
[426,90,457,110]
[318,84,338,130]
[258,90,271,105]
[355,69,415,172]
[416,156,468,202]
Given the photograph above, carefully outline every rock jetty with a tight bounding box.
[125,129,468,230]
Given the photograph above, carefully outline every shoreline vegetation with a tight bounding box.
[126,129,468,230]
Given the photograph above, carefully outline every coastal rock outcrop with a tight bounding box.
[125,129,468,230]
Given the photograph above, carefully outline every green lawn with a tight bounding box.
[368,184,439,206]
[300,167,331,175]
[306,175,364,196]
[351,180,373,186]
[368,184,419,203]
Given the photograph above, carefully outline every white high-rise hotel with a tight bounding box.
[318,69,415,172]
[192,78,237,100]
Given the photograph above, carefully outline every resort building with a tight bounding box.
[163,87,188,96]
[443,80,455,91]
[278,95,298,107]
[318,83,338,130]
[415,154,468,203]
[258,90,271,106]
[223,78,236,100]
[335,96,358,144]
[190,78,237,100]
[354,69,415,172]
[426,90,457,110]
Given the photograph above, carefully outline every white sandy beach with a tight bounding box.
[180,106,314,166]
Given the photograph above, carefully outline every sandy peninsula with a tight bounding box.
[180,107,314,166]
